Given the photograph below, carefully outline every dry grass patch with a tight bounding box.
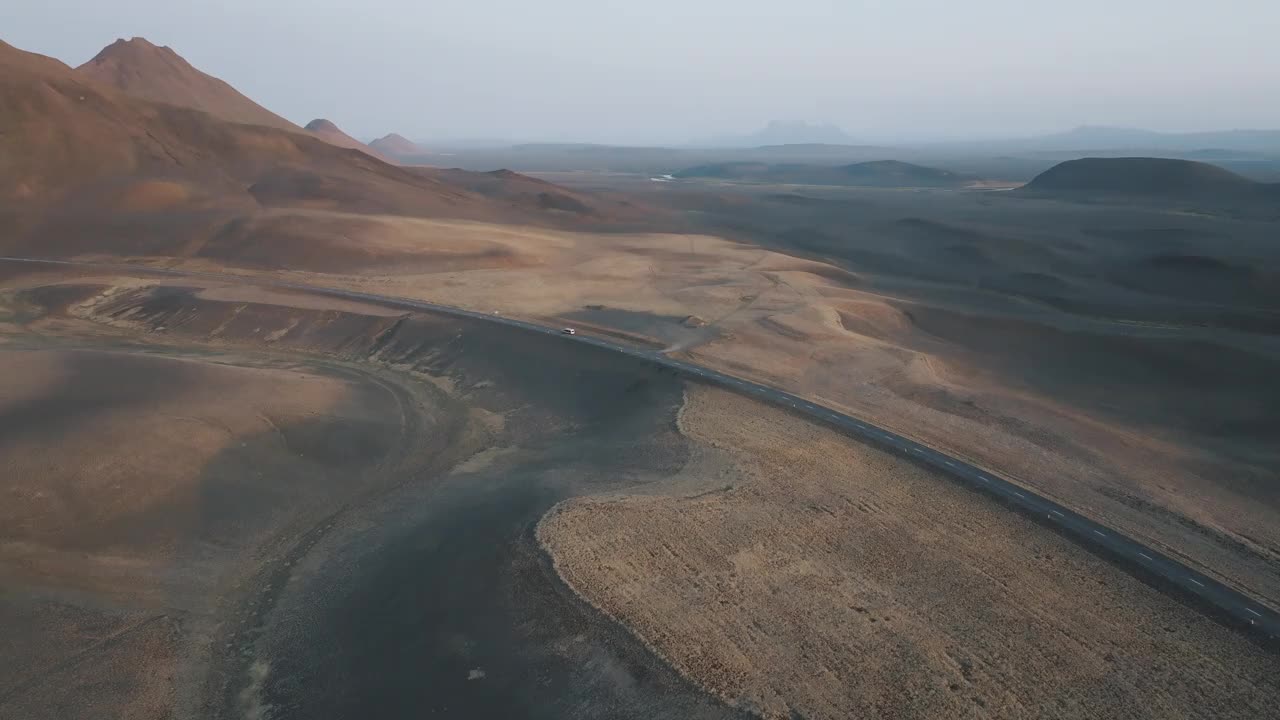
[540,385,1280,720]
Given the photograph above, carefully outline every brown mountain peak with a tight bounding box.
[369,133,425,157]
[304,119,391,162]
[305,118,341,132]
[77,37,297,131]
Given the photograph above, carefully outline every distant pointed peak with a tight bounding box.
[88,37,182,65]
[369,133,425,156]
[306,118,341,133]
[76,37,298,132]
[103,37,164,52]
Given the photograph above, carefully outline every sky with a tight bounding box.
[7,0,1280,144]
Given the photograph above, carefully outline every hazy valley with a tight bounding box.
[2,25,1279,720]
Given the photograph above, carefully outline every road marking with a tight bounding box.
[1246,608,1263,618]
[1093,530,1106,537]
[944,461,957,468]
[978,477,989,483]
[911,448,925,455]
[1189,578,1206,588]
[1012,492,1026,499]
[1050,510,1064,518]
[1138,553,1154,561]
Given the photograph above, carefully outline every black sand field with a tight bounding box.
[0,275,747,720]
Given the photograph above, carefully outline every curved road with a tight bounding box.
[4,256,1277,643]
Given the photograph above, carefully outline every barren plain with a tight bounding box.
[541,385,1280,719]
[50,184,1279,616]
[4,31,1280,720]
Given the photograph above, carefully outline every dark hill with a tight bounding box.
[1023,157,1260,197]
[674,160,969,188]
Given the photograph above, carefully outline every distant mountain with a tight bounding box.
[674,160,970,188]
[703,121,855,148]
[77,37,298,131]
[369,133,425,158]
[1021,157,1275,203]
[1035,126,1167,148]
[305,119,386,161]
[943,126,1280,154]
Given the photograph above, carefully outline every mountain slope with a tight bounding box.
[305,118,386,160]
[77,37,298,131]
[0,38,494,215]
[1,36,661,271]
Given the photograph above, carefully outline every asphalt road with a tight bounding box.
[4,256,1277,644]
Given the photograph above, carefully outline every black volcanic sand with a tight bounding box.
[225,325,742,717]
[2,281,748,720]
[196,307,746,719]
[239,392,741,720]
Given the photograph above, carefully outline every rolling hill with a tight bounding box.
[674,159,971,188]
[1022,157,1267,198]
[305,118,386,160]
[370,133,426,158]
[423,168,629,216]
[76,37,298,131]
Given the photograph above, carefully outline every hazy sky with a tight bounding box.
[8,0,1279,144]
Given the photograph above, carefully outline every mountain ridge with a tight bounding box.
[77,37,299,131]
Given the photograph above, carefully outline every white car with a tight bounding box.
[561,327,577,335]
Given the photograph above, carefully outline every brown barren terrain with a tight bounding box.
[3,27,1280,720]
[0,343,409,718]
[84,204,1277,616]
[540,385,1280,719]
